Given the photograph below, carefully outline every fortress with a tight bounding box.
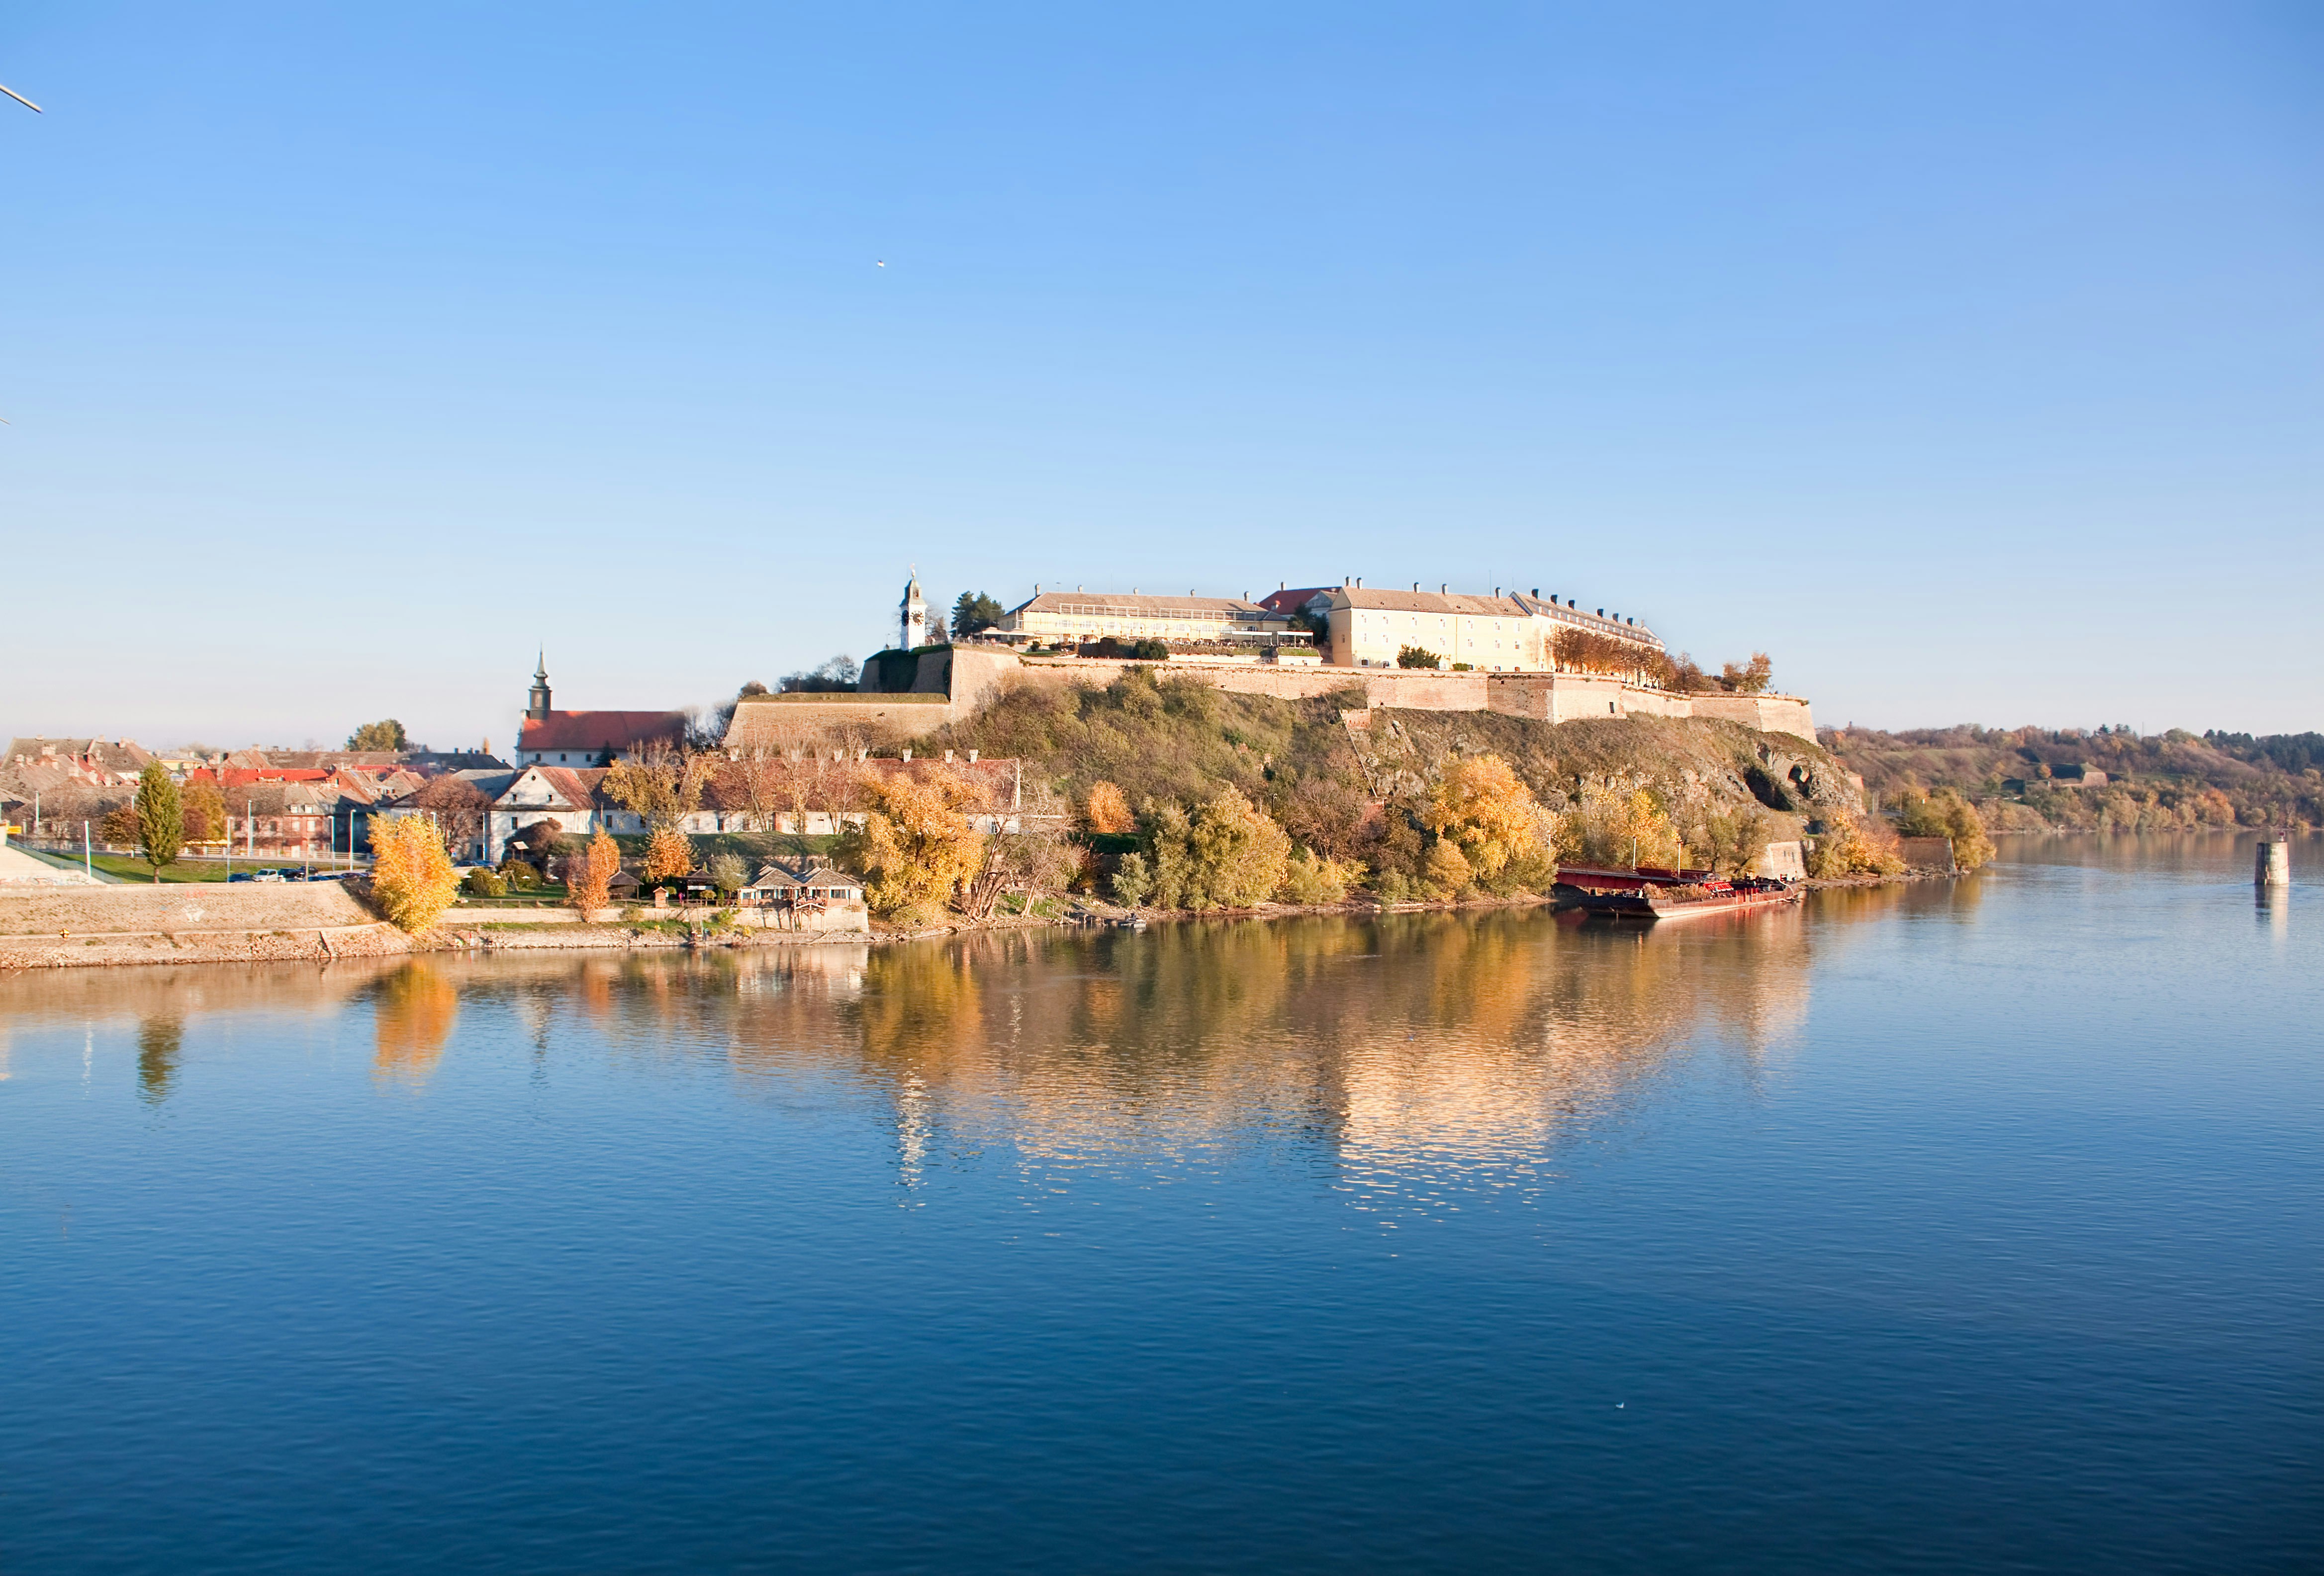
[724,574,1814,751]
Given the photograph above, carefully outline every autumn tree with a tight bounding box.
[1557,780,1681,870]
[1894,788,1996,870]
[1804,806,1906,877]
[347,719,408,751]
[841,768,986,920]
[409,775,490,858]
[369,816,461,932]
[133,762,183,881]
[644,828,695,883]
[957,782,1079,919]
[565,830,620,913]
[1719,653,1774,694]
[603,742,713,835]
[1083,780,1135,835]
[1141,788,1291,910]
[100,802,141,847]
[1279,846,1359,904]
[1421,754,1554,893]
[181,778,228,844]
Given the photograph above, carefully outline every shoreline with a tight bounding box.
[0,873,1961,972]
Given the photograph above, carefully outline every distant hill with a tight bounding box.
[1822,725,2321,831]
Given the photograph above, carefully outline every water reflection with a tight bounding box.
[371,962,458,1085]
[1,907,1826,1193]
[134,1017,182,1105]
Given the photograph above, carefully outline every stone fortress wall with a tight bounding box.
[728,645,1814,747]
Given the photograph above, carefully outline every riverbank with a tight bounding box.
[2,871,1952,970]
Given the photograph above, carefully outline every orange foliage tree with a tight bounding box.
[369,816,461,932]
[1083,780,1134,834]
[565,829,620,913]
[644,828,695,882]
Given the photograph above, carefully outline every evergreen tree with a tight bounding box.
[950,591,1006,639]
[133,762,183,882]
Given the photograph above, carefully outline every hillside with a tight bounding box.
[1822,725,2322,831]
[931,668,1863,888]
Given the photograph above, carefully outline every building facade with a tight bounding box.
[1298,581,1666,673]
[989,589,1309,650]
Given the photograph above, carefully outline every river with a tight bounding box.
[1,834,2317,1573]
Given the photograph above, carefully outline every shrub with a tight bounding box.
[1803,807,1906,877]
[463,868,506,898]
[1397,645,1443,669]
[370,817,461,932]
[1894,788,1995,870]
[1142,788,1291,910]
[708,852,750,893]
[496,858,542,889]
[1278,846,1355,904]
[1111,851,1153,906]
[1423,838,1475,897]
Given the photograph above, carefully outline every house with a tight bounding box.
[514,653,688,767]
[3,737,155,786]
[477,764,760,863]
[738,861,870,931]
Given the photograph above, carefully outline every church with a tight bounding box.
[512,653,689,767]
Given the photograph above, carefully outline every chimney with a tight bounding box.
[1034,583,1041,594]
[902,748,912,761]
[1279,581,1286,591]
[1532,588,1540,598]
[1492,586,1500,598]
[967,749,978,763]
[1597,608,1605,617]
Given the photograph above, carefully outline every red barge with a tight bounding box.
[1553,864,1803,921]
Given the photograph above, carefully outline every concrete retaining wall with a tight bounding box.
[0,880,382,937]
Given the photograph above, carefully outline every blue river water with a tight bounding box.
[1,834,2318,1573]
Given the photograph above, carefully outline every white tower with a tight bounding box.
[900,571,929,650]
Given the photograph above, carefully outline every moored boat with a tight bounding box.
[1554,864,1802,921]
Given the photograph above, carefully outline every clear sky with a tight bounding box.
[4,1,2318,751]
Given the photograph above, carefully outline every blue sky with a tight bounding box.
[4,1,2318,749]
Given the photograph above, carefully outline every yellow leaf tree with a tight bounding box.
[644,828,694,882]
[1557,781,1681,870]
[845,768,987,919]
[1422,754,1553,892]
[369,816,461,932]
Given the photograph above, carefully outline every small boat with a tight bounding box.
[1554,864,1802,921]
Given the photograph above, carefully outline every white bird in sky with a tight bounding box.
[876,260,886,267]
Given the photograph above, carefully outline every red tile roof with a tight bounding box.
[518,710,687,753]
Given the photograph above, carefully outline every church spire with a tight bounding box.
[527,650,553,721]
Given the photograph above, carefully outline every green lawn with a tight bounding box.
[84,854,352,883]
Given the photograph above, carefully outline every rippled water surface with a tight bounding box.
[3,835,2319,1573]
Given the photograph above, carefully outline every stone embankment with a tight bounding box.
[0,882,411,970]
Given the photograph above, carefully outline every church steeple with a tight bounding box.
[527,650,553,721]
[900,571,929,651]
